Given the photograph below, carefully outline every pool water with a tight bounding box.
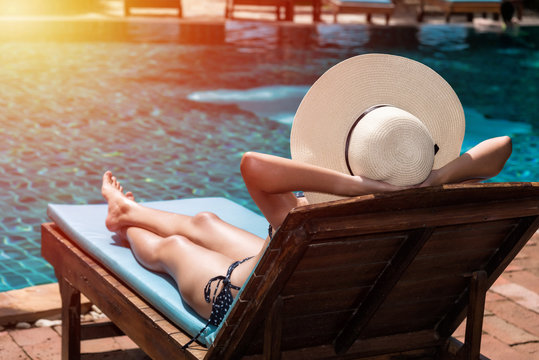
[0,22,537,291]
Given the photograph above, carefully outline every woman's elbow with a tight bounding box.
[496,135,512,166]
[490,136,512,177]
[499,136,512,159]
[240,152,263,182]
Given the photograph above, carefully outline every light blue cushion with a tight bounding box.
[47,197,268,347]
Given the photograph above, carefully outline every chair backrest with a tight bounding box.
[208,183,539,359]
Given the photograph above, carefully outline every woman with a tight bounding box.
[101,54,512,341]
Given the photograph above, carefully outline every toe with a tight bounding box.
[103,171,112,183]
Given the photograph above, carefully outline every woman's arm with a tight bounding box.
[240,152,404,229]
[421,136,512,187]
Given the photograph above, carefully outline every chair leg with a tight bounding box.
[417,0,425,22]
[224,0,232,18]
[124,4,130,16]
[313,0,321,22]
[463,270,487,360]
[285,1,294,21]
[58,275,81,360]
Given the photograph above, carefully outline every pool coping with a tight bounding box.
[0,283,91,326]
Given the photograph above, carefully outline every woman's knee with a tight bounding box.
[191,211,222,229]
[152,234,190,262]
[161,234,190,250]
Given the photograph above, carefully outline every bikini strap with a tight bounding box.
[182,256,254,350]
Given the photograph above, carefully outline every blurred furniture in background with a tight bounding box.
[225,0,294,20]
[292,0,323,21]
[417,0,502,22]
[325,0,395,24]
[124,0,182,17]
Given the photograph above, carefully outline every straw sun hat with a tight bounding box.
[290,54,465,203]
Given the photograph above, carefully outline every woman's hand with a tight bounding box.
[417,136,512,187]
[354,176,414,194]
[418,169,443,187]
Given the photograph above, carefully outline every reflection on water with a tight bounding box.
[0,22,537,291]
[188,85,308,124]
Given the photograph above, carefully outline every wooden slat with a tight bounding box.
[419,219,518,255]
[288,183,538,220]
[248,330,442,359]
[283,262,386,295]
[385,275,468,303]
[340,330,441,359]
[307,198,538,240]
[364,297,459,336]
[246,310,354,352]
[281,184,539,239]
[400,248,497,281]
[334,228,435,354]
[295,233,405,270]
[282,286,370,316]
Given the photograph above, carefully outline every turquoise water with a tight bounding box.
[0,22,537,291]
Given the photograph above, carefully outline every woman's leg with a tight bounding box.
[124,226,259,319]
[102,171,265,261]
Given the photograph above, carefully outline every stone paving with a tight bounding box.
[0,0,538,359]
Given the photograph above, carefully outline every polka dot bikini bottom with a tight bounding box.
[182,256,253,349]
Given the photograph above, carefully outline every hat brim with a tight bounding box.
[290,54,465,204]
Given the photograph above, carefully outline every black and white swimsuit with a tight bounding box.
[183,256,253,349]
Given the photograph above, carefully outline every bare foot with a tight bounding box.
[101,171,135,232]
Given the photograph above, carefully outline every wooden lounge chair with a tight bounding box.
[225,0,294,21]
[325,0,395,24]
[41,182,539,359]
[290,0,323,22]
[417,0,500,22]
[124,0,182,17]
